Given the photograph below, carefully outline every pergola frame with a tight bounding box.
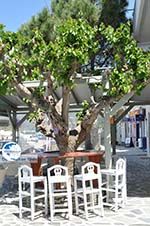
[1,77,150,168]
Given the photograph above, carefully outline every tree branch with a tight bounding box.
[45,71,54,96]
[13,79,40,109]
[61,86,70,127]
[76,96,117,146]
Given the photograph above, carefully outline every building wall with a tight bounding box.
[117,106,148,149]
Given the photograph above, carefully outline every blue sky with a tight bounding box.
[0,0,50,31]
[126,0,135,19]
[0,0,135,32]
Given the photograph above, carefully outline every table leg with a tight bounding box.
[88,155,102,163]
[88,155,102,187]
[31,157,42,176]
[31,157,44,188]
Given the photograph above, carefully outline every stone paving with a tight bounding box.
[0,147,150,225]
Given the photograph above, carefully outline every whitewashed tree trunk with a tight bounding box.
[104,105,112,169]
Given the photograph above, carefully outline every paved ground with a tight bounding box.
[1,147,150,225]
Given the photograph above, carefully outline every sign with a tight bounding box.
[2,142,21,161]
[18,154,38,162]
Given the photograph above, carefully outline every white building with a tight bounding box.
[117,0,150,154]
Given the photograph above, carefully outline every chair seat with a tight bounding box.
[101,169,116,175]
[49,175,71,183]
[32,176,45,181]
[74,186,101,194]
[74,173,100,181]
[20,176,45,183]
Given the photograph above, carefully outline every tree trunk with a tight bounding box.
[104,106,112,169]
[64,157,74,179]
[85,133,93,150]
[59,134,79,178]
[37,99,109,176]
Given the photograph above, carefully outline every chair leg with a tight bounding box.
[124,184,127,204]
[44,178,48,216]
[19,182,23,219]
[121,188,125,208]
[51,197,55,222]
[122,185,127,207]
[82,180,88,220]
[67,183,72,219]
[31,183,35,221]
[99,191,104,217]
[74,179,79,215]
[90,180,94,211]
[106,175,110,203]
[84,193,88,220]
[83,181,88,220]
[114,187,118,212]
[19,194,23,219]
[49,184,54,221]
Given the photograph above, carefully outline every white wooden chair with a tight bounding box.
[18,165,48,220]
[74,162,104,219]
[47,165,72,221]
[101,158,127,211]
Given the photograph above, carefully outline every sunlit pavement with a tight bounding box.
[1,146,150,226]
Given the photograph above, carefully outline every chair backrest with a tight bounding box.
[82,162,100,174]
[18,165,33,182]
[47,165,69,183]
[115,158,126,186]
[81,162,101,180]
[116,158,126,173]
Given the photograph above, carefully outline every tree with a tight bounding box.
[99,0,128,28]
[19,0,129,37]
[19,8,56,43]
[19,0,101,43]
[51,0,101,26]
[19,0,129,70]
[0,19,150,175]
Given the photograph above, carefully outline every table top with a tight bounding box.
[37,150,105,159]
[59,151,105,158]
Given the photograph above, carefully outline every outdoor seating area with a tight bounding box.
[1,0,150,226]
[17,156,127,222]
[1,146,150,226]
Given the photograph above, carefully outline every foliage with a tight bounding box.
[18,0,129,73]
[0,18,98,94]
[100,0,128,28]
[99,22,150,97]
[51,0,101,26]
[0,20,150,100]
[28,108,42,122]
[76,100,90,122]
[49,18,98,86]
[19,8,56,43]
[19,0,101,43]
[0,27,48,94]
